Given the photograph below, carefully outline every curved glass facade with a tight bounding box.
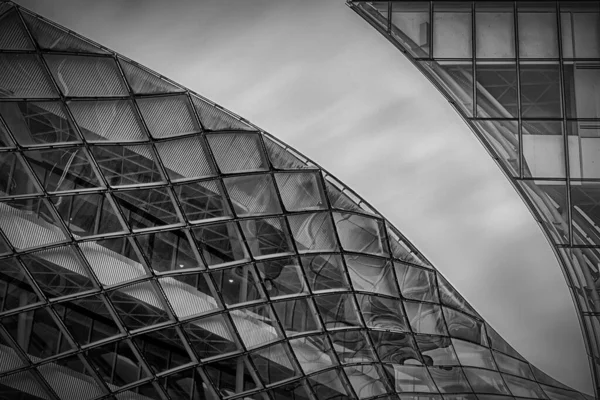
[0,2,592,399]
[347,0,600,397]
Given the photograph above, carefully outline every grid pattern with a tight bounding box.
[0,2,591,400]
[346,0,600,398]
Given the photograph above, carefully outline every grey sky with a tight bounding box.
[14,0,592,394]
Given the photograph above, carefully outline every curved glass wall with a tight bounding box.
[347,0,600,397]
[0,2,592,399]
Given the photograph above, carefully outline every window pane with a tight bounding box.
[476,5,515,58]
[391,2,430,57]
[433,5,472,58]
[520,62,562,118]
[518,12,559,58]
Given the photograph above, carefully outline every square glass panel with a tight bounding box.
[301,254,350,292]
[132,326,192,374]
[273,297,321,337]
[193,221,249,267]
[176,179,231,222]
[476,61,518,118]
[404,302,446,335]
[204,356,260,397]
[256,257,307,298]
[159,273,219,318]
[344,364,390,399]
[0,258,41,313]
[288,212,338,253]
[476,4,515,58]
[395,262,438,303]
[334,213,388,256]
[345,255,398,297]
[519,62,562,118]
[314,293,361,330]
[433,3,472,58]
[518,10,559,58]
[250,342,299,385]
[493,351,535,380]
[522,120,565,178]
[384,364,437,393]
[108,281,171,331]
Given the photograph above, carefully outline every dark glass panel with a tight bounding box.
[0,257,41,313]
[314,293,361,330]
[211,264,264,307]
[241,217,294,259]
[518,5,559,58]
[51,193,124,237]
[107,281,171,331]
[476,62,518,118]
[113,187,180,230]
[203,356,259,397]
[404,302,447,335]
[91,144,164,187]
[183,314,240,360]
[132,326,191,374]
[395,262,438,303]
[416,334,459,367]
[520,62,562,118]
[370,331,421,364]
[334,213,389,256]
[192,221,249,267]
[85,340,149,388]
[135,230,202,273]
[290,334,337,373]
[272,297,320,336]
[250,342,299,385]
[0,152,41,197]
[256,257,307,298]
[329,329,375,365]
[308,369,351,400]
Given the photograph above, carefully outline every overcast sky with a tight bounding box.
[14,0,592,394]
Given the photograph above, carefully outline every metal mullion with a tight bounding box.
[185,90,207,132]
[513,0,525,180]
[471,1,476,119]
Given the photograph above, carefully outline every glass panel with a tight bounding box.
[518,8,559,58]
[476,3,515,58]
[119,58,183,94]
[241,217,294,258]
[422,60,474,116]
[476,61,518,118]
[24,147,101,193]
[370,330,420,364]
[308,369,350,400]
[288,212,338,253]
[211,265,264,306]
[183,314,240,360]
[108,281,171,331]
[503,374,546,398]
[391,2,430,58]
[334,213,388,256]
[290,334,336,374]
[85,340,149,388]
[21,245,96,298]
[68,99,147,142]
[192,221,249,267]
[428,366,472,393]
[38,354,104,400]
[517,179,568,245]
[0,371,52,400]
[522,120,565,178]
[132,327,191,374]
[91,144,164,187]
[159,273,219,319]
[0,197,68,249]
[433,3,472,58]
[204,356,259,397]
[155,136,215,181]
[395,262,438,302]
[560,7,600,59]
[207,133,268,173]
[0,101,79,145]
[275,172,326,211]
[250,342,298,385]
[0,9,35,51]
[416,335,459,366]
[571,182,600,245]
[231,303,283,349]
[51,193,124,237]
[273,298,320,337]
[564,63,600,119]
[314,293,361,330]
[520,62,562,118]
[263,135,308,170]
[1,306,71,360]
[224,174,281,217]
[113,187,180,230]
[54,294,120,346]
[267,379,312,400]
[175,184,229,227]
[463,367,511,395]
[383,364,437,392]
[301,253,349,292]
[452,338,496,369]
[472,119,519,177]
[44,55,128,97]
[443,307,486,345]
[0,258,42,313]
[136,94,200,138]
[356,294,408,332]
[0,54,58,99]
[0,152,41,196]
[493,351,535,380]
[346,256,398,296]
[21,11,107,54]
[79,237,149,286]
[404,302,446,335]
[437,274,480,317]
[135,230,202,273]
[345,364,389,398]
[191,94,254,131]
[256,257,307,298]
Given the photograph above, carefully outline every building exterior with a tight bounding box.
[0,2,592,400]
[346,0,600,398]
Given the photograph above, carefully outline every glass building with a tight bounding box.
[0,1,592,399]
[346,0,600,398]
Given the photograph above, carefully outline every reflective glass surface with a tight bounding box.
[0,2,591,400]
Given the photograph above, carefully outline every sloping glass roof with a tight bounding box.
[346,1,599,398]
[0,2,591,399]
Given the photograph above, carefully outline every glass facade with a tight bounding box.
[0,1,592,400]
[347,0,600,398]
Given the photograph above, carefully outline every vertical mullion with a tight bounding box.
[514,1,524,180]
